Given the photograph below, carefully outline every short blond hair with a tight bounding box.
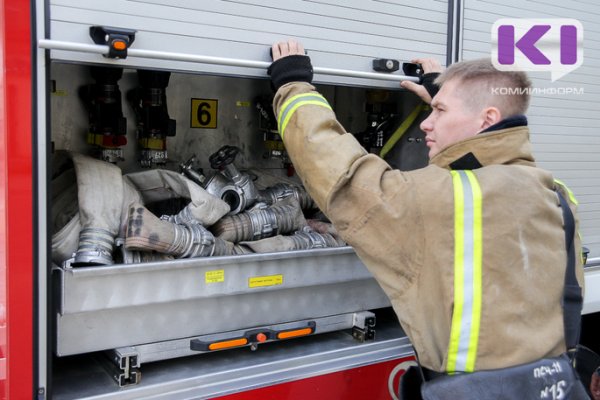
[435,58,532,117]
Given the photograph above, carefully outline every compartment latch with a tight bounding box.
[89,26,136,59]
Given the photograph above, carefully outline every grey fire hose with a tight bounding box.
[121,170,236,260]
[210,197,307,243]
[51,152,124,266]
[72,152,124,265]
[124,169,230,225]
[240,226,346,253]
[51,151,331,265]
[124,203,247,258]
[51,153,232,266]
[51,156,81,265]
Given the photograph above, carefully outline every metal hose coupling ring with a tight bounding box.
[203,173,245,215]
[290,226,344,250]
[72,227,115,266]
[211,199,306,243]
[295,227,328,249]
[162,204,196,225]
[167,222,216,258]
[222,163,259,208]
[248,203,279,241]
[258,183,316,210]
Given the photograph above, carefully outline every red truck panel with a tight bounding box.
[0,0,35,398]
[215,357,414,400]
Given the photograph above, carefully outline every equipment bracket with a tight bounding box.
[100,347,141,387]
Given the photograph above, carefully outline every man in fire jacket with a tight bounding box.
[268,39,585,396]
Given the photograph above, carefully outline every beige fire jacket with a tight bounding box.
[273,82,584,373]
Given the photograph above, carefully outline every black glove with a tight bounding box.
[267,55,313,92]
[420,72,441,98]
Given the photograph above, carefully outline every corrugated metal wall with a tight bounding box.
[461,0,600,258]
[49,0,449,88]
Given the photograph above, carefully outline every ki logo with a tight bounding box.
[492,19,583,81]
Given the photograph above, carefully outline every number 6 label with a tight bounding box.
[191,98,218,129]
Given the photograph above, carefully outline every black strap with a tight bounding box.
[557,190,583,351]
[449,152,483,170]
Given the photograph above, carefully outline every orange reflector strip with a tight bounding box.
[112,40,127,51]
[277,328,313,340]
[208,338,248,351]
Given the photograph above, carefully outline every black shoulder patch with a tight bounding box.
[449,152,483,170]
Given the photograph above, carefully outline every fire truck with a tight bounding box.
[1,0,599,398]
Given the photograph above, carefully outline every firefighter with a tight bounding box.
[267,39,588,398]
[593,367,600,400]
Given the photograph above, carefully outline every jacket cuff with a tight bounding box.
[268,55,314,92]
[420,72,441,98]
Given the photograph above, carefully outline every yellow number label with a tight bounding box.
[191,98,218,128]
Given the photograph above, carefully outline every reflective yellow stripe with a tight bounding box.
[554,179,583,264]
[447,170,465,373]
[277,93,331,140]
[447,170,483,373]
[554,179,578,205]
[466,170,483,372]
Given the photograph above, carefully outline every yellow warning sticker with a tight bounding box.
[236,100,251,107]
[205,269,225,284]
[249,274,283,288]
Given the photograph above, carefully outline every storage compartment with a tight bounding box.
[42,3,433,392]
[54,249,391,357]
[48,61,426,378]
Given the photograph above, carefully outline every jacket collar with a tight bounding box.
[481,115,528,133]
[429,116,536,170]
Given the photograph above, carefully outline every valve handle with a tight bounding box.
[210,145,239,169]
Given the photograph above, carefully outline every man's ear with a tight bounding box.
[480,107,502,130]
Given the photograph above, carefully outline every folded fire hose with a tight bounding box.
[124,202,247,257]
[51,152,230,266]
[241,226,346,253]
[51,152,344,266]
[51,151,125,266]
[124,169,230,226]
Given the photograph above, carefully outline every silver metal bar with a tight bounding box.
[127,313,357,365]
[97,349,141,387]
[586,256,600,267]
[38,39,420,83]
